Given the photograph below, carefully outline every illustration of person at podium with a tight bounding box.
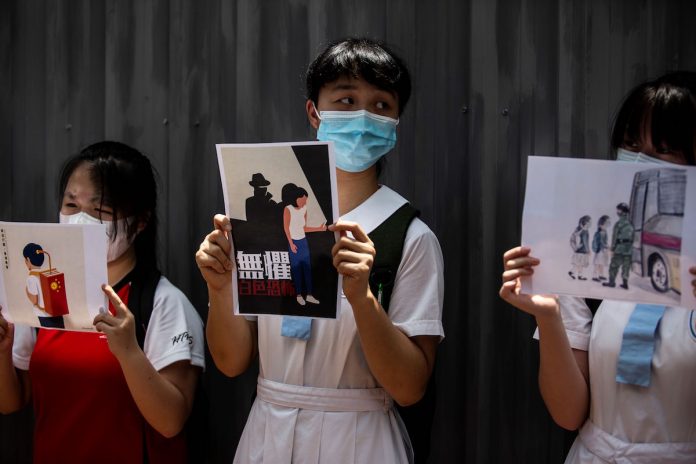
[23,242,67,328]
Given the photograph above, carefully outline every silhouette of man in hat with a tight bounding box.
[245,173,278,224]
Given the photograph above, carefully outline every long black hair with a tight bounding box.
[59,141,159,269]
[281,183,308,207]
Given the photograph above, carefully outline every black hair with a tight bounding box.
[306,37,411,115]
[597,215,610,228]
[23,243,45,267]
[58,141,159,269]
[281,183,308,207]
[616,202,630,213]
[611,71,696,165]
[576,215,591,231]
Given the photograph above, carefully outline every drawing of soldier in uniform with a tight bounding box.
[603,203,634,290]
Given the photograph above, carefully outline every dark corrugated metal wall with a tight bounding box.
[1,1,695,462]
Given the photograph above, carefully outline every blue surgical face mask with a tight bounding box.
[315,107,398,173]
[616,147,675,166]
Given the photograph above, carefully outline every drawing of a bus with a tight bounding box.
[629,168,686,293]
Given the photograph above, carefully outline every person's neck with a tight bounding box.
[107,247,137,286]
[337,166,379,216]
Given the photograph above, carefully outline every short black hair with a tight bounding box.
[59,141,159,270]
[23,243,45,267]
[611,71,696,165]
[306,38,411,115]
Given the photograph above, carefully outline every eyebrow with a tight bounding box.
[329,83,359,91]
[63,191,102,203]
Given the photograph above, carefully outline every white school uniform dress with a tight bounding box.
[235,186,445,464]
[554,296,696,463]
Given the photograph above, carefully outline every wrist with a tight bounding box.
[346,288,377,312]
[114,342,145,367]
[207,281,233,295]
[534,304,562,326]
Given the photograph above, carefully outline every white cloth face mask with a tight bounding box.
[616,147,676,166]
[59,212,133,262]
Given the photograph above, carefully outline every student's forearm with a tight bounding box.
[536,312,590,430]
[350,292,433,406]
[0,353,28,414]
[206,285,257,377]
[118,352,192,437]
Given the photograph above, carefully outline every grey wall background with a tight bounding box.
[1,0,695,462]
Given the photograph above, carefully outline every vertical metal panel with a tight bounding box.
[1,1,696,463]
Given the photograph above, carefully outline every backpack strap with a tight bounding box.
[585,298,601,316]
[367,203,437,463]
[367,203,419,312]
[127,264,162,348]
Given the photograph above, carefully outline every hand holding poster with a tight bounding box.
[521,156,696,309]
[0,222,108,331]
[217,142,341,318]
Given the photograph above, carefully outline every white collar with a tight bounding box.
[340,185,409,234]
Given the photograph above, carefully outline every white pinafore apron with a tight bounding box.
[234,378,413,464]
[234,186,444,464]
[566,420,696,463]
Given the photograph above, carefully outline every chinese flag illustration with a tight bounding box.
[39,269,69,316]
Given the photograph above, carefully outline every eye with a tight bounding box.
[621,138,640,151]
[376,101,387,109]
[94,208,114,219]
[63,202,77,209]
[339,97,353,105]
[657,145,673,154]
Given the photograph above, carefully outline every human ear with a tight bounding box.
[306,99,320,130]
[136,215,149,234]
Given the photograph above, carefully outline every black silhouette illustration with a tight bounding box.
[245,173,278,224]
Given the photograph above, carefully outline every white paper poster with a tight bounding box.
[217,142,341,319]
[521,156,696,309]
[0,222,108,331]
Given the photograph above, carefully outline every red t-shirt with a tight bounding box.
[29,283,187,464]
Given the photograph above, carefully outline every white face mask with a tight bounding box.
[616,147,676,166]
[59,212,133,262]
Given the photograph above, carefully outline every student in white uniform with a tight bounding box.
[500,72,696,463]
[196,38,444,463]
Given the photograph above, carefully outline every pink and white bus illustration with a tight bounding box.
[629,168,686,293]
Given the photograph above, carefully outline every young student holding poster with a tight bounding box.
[197,38,444,463]
[0,142,204,463]
[500,72,696,463]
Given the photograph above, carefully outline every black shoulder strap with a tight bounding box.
[368,203,419,312]
[367,203,437,464]
[127,265,162,348]
[585,298,601,316]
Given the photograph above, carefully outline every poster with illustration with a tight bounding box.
[521,156,696,309]
[217,142,341,318]
[0,222,108,331]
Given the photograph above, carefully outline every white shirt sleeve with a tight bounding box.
[12,324,36,371]
[387,218,445,340]
[26,276,40,297]
[143,277,206,372]
[533,295,593,351]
